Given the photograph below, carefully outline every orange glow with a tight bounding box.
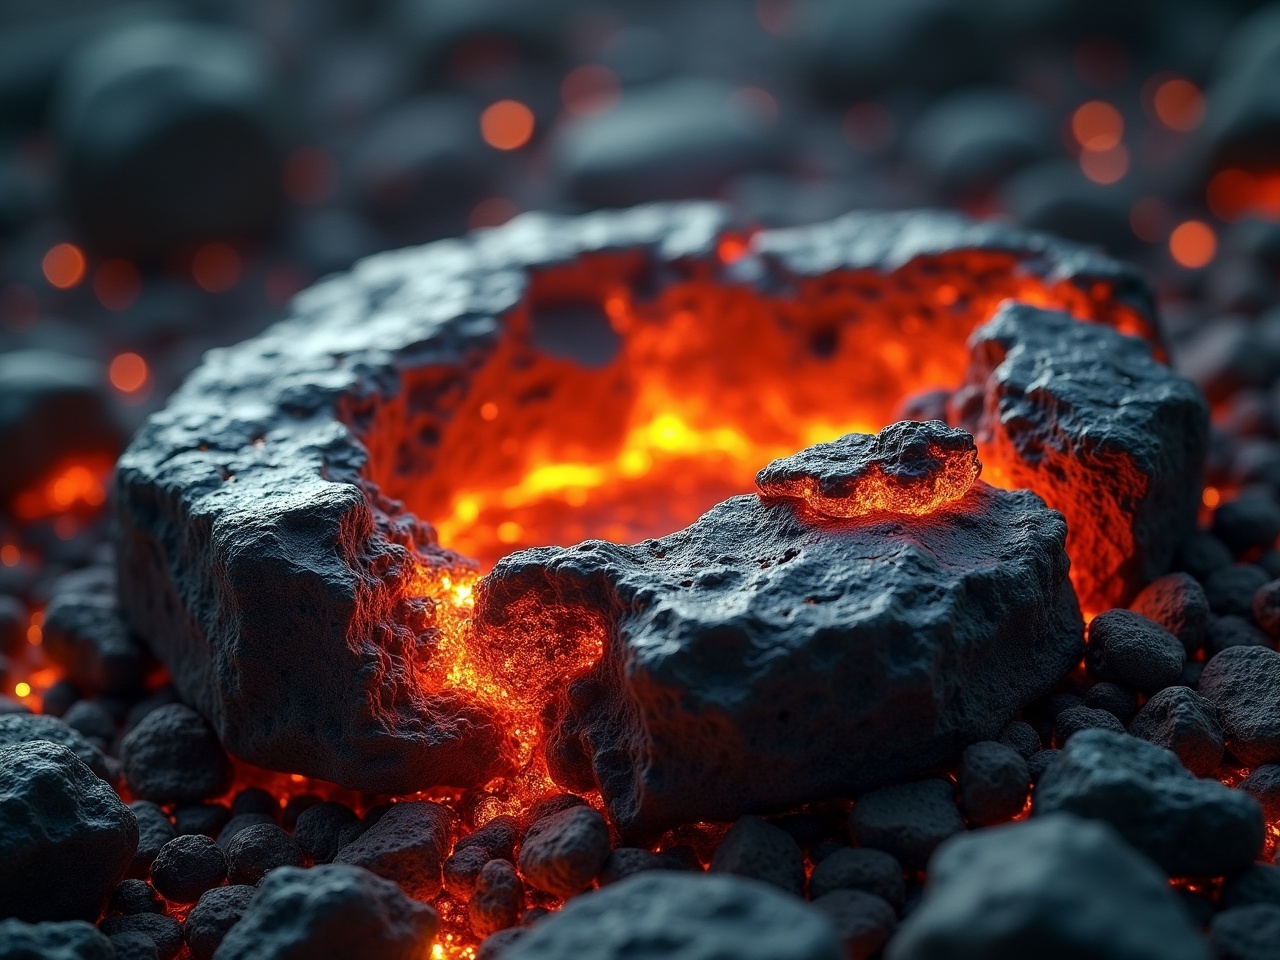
[1169,220,1216,269]
[1207,168,1280,222]
[1153,78,1205,132]
[11,456,112,521]
[1,544,18,567]
[42,243,86,290]
[480,100,535,151]
[1080,144,1129,184]
[13,682,30,698]
[561,65,621,117]
[109,352,149,394]
[1203,487,1221,509]
[193,243,242,293]
[93,259,141,311]
[1072,101,1124,152]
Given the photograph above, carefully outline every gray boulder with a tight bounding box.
[0,919,114,960]
[0,712,111,782]
[332,801,454,901]
[1033,729,1263,876]
[886,814,1211,960]
[502,871,842,960]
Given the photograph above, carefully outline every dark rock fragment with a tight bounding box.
[1054,705,1126,746]
[1206,614,1271,656]
[524,795,586,829]
[294,801,359,865]
[1240,765,1280,821]
[850,780,965,871]
[1209,905,1280,960]
[97,914,181,960]
[0,741,138,922]
[1026,749,1061,783]
[1085,610,1186,693]
[174,803,231,839]
[958,741,1029,825]
[108,880,162,916]
[1253,579,1280,639]
[217,813,275,852]
[108,931,159,960]
[1033,729,1263,876]
[1083,683,1140,724]
[1175,532,1234,581]
[1199,646,1280,765]
[469,859,525,937]
[0,919,114,960]
[809,848,905,912]
[1130,573,1210,655]
[62,700,117,748]
[119,704,232,805]
[282,794,321,831]
[42,567,149,695]
[127,801,175,880]
[885,815,1210,960]
[231,787,280,823]
[709,815,805,896]
[502,871,842,960]
[443,845,491,900]
[811,890,897,960]
[0,595,25,655]
[226,823,304,886]
[0,712,111,781]
[478,929,526,960]
[150,835,227,903]
[1205,564,1272,617]
[212,865,438,960]
[1222,865,1280,910]
[958,303,1208,610]
[1128,686,1224,776]
[516,805,611,899]
[1213,494,1280,556]
[996,720,1040,760]
[597,848,669,887]
[333,801,454,901]
[184,886,255,960]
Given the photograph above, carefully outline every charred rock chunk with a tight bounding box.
[294,801,359,865]
[1054,705,1126,746]
[1240,765,1280,821]
[1222,865,1280,910]
[1033,729,1263,876]
[443,846,491,900]
[63,700,117,749]
[231,787,280,823]
[127,801,175,880]
[1206,614,1271,657]
[119,704,231,805]
[811,890,897,960]
[1130,573,1210,655]
[1128,686,1224,776]
[1199,646,1280,765]
[225,823,304,886]
[808,848,905,912]
[479,427,1081,839]
[1253,579,1280,639]
[709,815,805,896]
[1085,610,1185,694]
[516,805,611,899]
[108,880,162,917]
[212,865,438,960]
[597,848,670,886]
[1212,494,1280,556]
[885,815,1210,960]
[1204,564,1271,617]
[0,741,138,923]
[150,835,227,904]
[957,302,1208,611]
[502,871,842,960]
[217,813,275,851]
[106,931,158,960]
[0,919,115,960]
[97,914,181,960]
[174,803,231,839]
[478,929,526,960]
[469,860,525,937]
[958,741,1029,826]
[0,712,111,782]
[1083,683,1140,724]
[333,801,454,901]
[1209,905,1280,960]
[996,721,1040,760]
[184,886,256,960]
[42,567,150,695]
[1027,749,1060,782]
[850,780,965,871]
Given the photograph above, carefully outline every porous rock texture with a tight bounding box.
[955,301,1208,610]
[42,566,151,695]
[886,814,1211,960]
[502,871,843,960]
[115,203,1174,794]
[481,422,1082,839]
[0,919,115,960]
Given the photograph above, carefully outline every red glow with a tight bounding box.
[1072,101,1124,152]
[1207,169,1280,222]
[42,243,86,290]
[1169,220,1216,269]
[480,100,535,151]
[1152,78,1205,132]
[11,456,112,521]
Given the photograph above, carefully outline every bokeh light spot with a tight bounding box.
[43,243,86,290]
[1072,101,1124,151]
[481,100,535,151]
[109,352,149,394]
[1169,220,1217,269]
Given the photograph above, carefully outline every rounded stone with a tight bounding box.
[808,848,905,912]
[958,741,1030,826]
[1128,686,1224,776]
[517,805,611,899]
[1200,646,1280,765]
[184,886,256,960]
[1085,610,1186,693]
[225,823,304,886]
[150,835,227,904]
[119,704,232,805]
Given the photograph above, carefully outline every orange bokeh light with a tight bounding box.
[93,260,141,312]
[1169,220,1217,269]
[109,352,149,394]
[1072,101,1124,152]
[480,100,535,151]
[1152,78,1205,132]
[42,243,86,290]
[1080,144,1129,185]
[193,243,242,293]
[12,457,112,521]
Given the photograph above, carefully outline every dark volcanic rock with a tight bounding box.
[1253,579,1280,639]
[1204,564,1272,617]
[1199,646,1280,765]
[333,801,454,901]
[885,815,1210,960]
[1206,614,1271,657]
[1085,610,1186,693]
[0,741,138,923]
[481,428,1081,839]
[1033,729,1263,876]
[812,889,897,960]
[850,780,965,871]
[225,823,304,886]
[127,801,175,880]
[150,835,227,904]
[597,848,671,886]
[1054,705,1126,745]
[97,914,181,960]
[809,848,905,912]
[517,805,612,899]
[1128,686,1224,776]
[115,206,1158,797]
[108,880,162,917]
[0,712,111,781]
[294,801,359,865]
[1222,865,1280,910]
[1130,573,1210,655]
[174,802,231,839]
[1240,765,1280,821]
[211,865,438,960]
[502,871,842,960]
[1209,905,1280,960]
[469,859,525,937]
[709,815,806,896]
[958,741,1030,825]
[119,704,232,805]
[184,886,255,960]
[957,302,1208,611]
[997,720,1041,760]
[0,919,115,960]
[217,813,275,851]
[42,567,150,695]
[1083,682,1140,724]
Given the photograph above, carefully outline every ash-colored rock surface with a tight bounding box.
[115,204,1164,794]
[476,425,1083,839]
[956,302,1208,610]
[42,566,151,695]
